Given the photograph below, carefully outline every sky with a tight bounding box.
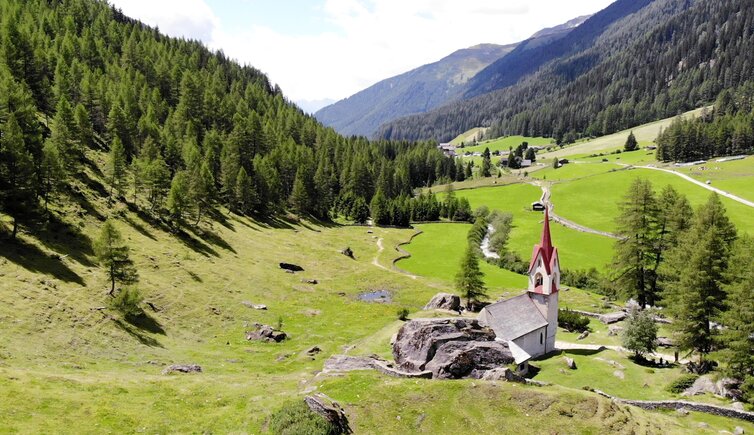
[108,0,615,111]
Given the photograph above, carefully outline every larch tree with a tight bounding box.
[664,193,737,369]
[624,131,638,151]
[0,114,36,238]
[612,178,658,307]
[107,137,128,200]
[94,219,138,296]
[481,147,492,177]
[456,243,487,310]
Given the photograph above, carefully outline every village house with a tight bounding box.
[478,209,560,372]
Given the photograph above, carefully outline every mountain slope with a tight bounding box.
[315,43,517,137]
[378,0,745,142]
[316,15,592,138]
[464,0,651,98]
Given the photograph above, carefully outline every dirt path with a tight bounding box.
[629,165,754,209]
[530,181,622,239]
[370,233,419,279]
[371,237,389,271]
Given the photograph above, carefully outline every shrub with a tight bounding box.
[397,308,409,321]
[666,374,699,394]
[269,400,335,435]
[110,287,144,318]
[558,308,590,332]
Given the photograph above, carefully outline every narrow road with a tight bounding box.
[532,181,622,239]
[630,165,754,209]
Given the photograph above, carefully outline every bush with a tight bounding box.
[269,400,335,435]
[560,268,602,290]
[666,374,699,394]
[110,287,144,318]
[558,308,590,332]
[397,308,409,321]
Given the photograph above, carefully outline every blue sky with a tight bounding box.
[109,0,615,109]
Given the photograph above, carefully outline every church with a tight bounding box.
[478,209,560,370]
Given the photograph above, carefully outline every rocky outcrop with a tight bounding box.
[480,367,526,383]
[162,364,202,375]
[598,312,627,324]
[423,293,461,311]
[246,323,287,342]
[392,318,513,379]
[241,301,267,310]
[304,394,352,434]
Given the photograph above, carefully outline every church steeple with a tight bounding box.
[527,209,560,295]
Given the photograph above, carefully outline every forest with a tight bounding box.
[377,0,754,162]
[0,0,454,238]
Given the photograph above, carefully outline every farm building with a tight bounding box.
[478,210,560,371]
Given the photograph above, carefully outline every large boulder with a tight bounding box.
[425,340,514,379]
[392,318,513,379]
[598,311,627,324]
[246,323,287,342]
[304,394,352,434]
[423,293,461,311]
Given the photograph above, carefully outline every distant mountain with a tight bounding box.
[296,98,336,114]
[314,43,516,137]
[377,0,745,142]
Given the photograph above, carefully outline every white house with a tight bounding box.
[478,209,560,370]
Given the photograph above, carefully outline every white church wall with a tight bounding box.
[512,326,548,359]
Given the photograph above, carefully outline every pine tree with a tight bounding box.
[455,243,487,310]
[74,103,94,149]
[369,189,389,225]
[664,193,737,368]
[289,166,312,215]
[0,114,36,238]
[40,140,65,212]
[145,157,171,212]
[624,131,638,151]
[235,167,256,215]
[107,137,128,200]
[167,171,192,224]
[481,147,492,177]
[717,236,754,400]
[94,219,138,296]
[612,179,657,307]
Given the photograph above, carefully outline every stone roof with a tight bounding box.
[479,293,548,341]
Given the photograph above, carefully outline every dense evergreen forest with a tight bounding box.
[0,0,454,237]
[378,0,754,161]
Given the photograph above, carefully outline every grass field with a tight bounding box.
[674,155,754,202]
[449,127,488,145]
[432,183,615,271]
[459,135,553,155]
[549,167,754,234]
[537,107,707,161]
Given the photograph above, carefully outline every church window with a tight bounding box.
[535,273,543,287]
[540,332,543,344]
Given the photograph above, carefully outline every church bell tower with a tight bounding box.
[527,208,560,352]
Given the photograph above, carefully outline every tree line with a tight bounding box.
[612,178,754,397]
[0,0,456,238]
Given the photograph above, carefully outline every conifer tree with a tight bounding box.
[167,171,192,224]
[74,103,94,149]
[717,236,754,400]
[94,219,138,296]
[456,243,487,310]
[664,193,737,368]
[369,189,389,225]
[234,167,256,215]
[0,114,36,238]
[289,166,312,215]
[624,131,638,151]
[145,156,170,212]
[107,137,128,200]
[612,178,657,307]
[40,140,65,212]
[481,147,492,177]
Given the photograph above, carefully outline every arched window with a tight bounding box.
[535,273,543,287]
[540,332,543,344]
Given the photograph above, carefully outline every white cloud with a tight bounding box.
[109,0,219,42]
[109,0,614,103]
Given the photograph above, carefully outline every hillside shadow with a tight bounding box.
[65,181,106,222]
[0,237,85,285]
[174,228,218,257]
[558,347,607,357]
[125,202,219,257]
[192,228,236,254]
[123,214,157,241]
[113,317,164,347]
[33,213,96,268]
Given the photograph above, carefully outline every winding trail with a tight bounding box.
[371,237,389,271]
[531,181,622,239]
[628,165,754,209]
[370,233,419,279]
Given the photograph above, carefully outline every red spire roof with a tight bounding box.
[540,207,554,263]
[528,207,558,274]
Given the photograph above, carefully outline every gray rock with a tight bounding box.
[304,393,352,434]
[698,422,709,429]
[598,312,627,324]
[734,426,745,435]
[306,346,321,356]
[564,357,577,370]
[731,402,745,411]
[608,325,623,336]
[577,331,589,340]
[676,407,689,416]
[241,301,267,310]
[479,367,526,383]
[246,323,287,342]
[162,364,202,375]
[423,293,461,311]
[301,279,318,285]
[392,318,496,373]
[425,340,514,379]
[657,337,674,347]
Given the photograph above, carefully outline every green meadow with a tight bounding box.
[459,135,553,155]
[549,168,754,234]
[675,155,754,202]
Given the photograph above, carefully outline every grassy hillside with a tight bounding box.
[449,127,488,146]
